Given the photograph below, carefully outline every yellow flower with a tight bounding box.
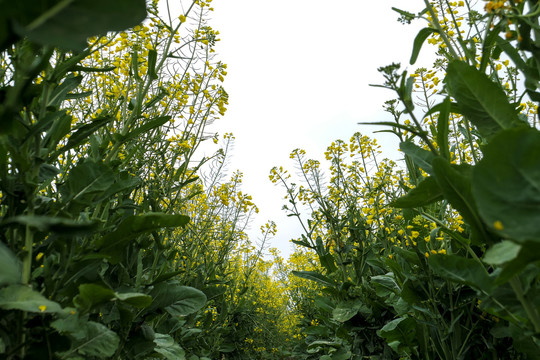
[179,15,186,23]
[38,305,47,312]
[494,220,504,231]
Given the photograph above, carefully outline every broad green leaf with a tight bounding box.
[74,284,115,310]
[39,163,61,183]
[148,283,206,316]
[483,241,522,265]
[0,242,21,286]
[472,128,540,243]
[115,292,152,308]
[428,254,493,293]
[153,333,186,360]
[96,213,189,261]
[371,274,399,297]
[400,141,436,176]
[410,28,437,65]
[445,60,523,139]
[292,270,335,287]
[14,0,147,51]
[0,215,97,235]
[432,158,490,244]
[0,284,62,313]
[390,176,443,208]
[494,242,540,285]
[57,321,120,358]
[377,317,417,355]
[332,300,369,322]
[60,160,115,206]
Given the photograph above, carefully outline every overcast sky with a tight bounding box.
[205,1,435,257]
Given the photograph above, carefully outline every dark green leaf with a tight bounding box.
[1,215,98,234]
[147,283,206,316]
[432,157,489,244]
[445,60,523,138]
[96,213,189,261]
[292,271,335,287]
[428,254,493,293]
[57,321,120,358]
[332,300,368,322]
[148,49,158,80]
[436,97,451,160]
[60,160,115,207]
[0,284,62,313]
[75,284,115,310]
[60,116,113,155]
[400,141,436,176]
[390,176,443,208]
[115,292,152,308]
[0,243,21,286]
[377,317,417,355]
[48,74,83,108]
[472,128,540,243]
[121,116,171,143]
[495,242,540,285]
[410,28,437,65]
[15,0,147,51]
[153,333,186,360]
[483,241,522,265]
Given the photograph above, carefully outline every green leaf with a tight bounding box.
[1,215,98,235]
[60,116,113,154]
[400,141,436,176]
[60,160,115,206]
[377,317,417,355]
[436,97,451,160]
[153,333,186,360]
[0,242,21,286]
[332,300,369,322]
[96,213,189,262]
[371,274,399,297]
[410,28,437,65]
[428,254,493,293]
[292,270,335,287]
[472,128,540,243]
[115,292,152,308]
[147,49,158,80]
[494,36,539,81]
[120,115,171,143]
[444,60,523,139]
[74,284,115,310]
[0,284,62,313]
[432,158,489,244]
[495,242,540,285]
[15,0,147,51]
[148,283,206,316]
[48,74,83,108]
[390,176,443,208]
[57,321,120,358]
[483,241,522,265]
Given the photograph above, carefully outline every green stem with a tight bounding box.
[21,222,33,285]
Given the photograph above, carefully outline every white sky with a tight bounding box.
[205,1,436,257]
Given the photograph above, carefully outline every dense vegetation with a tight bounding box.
[1,0,539,359]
